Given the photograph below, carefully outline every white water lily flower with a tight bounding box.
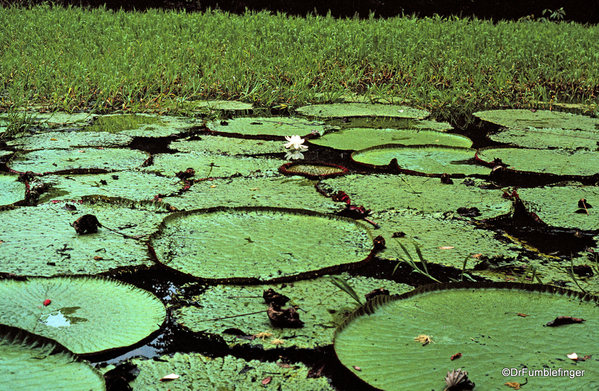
[284,135,308,150]
[285,150,305,160]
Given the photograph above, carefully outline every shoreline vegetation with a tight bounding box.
[1,4,598,125]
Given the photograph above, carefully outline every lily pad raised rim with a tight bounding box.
[148,205,379,284]
[278,161,350,180]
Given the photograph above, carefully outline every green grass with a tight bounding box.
[1,4,598,121]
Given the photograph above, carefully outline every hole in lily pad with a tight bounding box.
[149,206,375,282]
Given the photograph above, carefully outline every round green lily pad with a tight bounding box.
[173,274,411,349]
[6,131,133,150]
[150,207,374,282]
[0,173,25,206]
[208,117,328,137]
[296,103,429,119]
[279,162,348,179]
[0,199,164,276]
[170,135,284,155]
[352,145,489,175]
[477,147,599,176]
[187,100,254,111]
[8,148,149,174]
[474,109,599,131]
[0,276,166,355]
[334,282,599,390]
[489,127,599,150]
[310,127,469,150]
[128,353,335,391]
[84,114,195,137]
[0,324,106,391]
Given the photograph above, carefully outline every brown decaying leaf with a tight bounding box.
[504,381,521,389]
[516,313,528,317]
[545,316,585,327]
[261,376,272,385]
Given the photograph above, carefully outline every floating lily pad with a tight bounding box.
[128,353,334,391]
[39,171,181,202]
[296,103,429,119]
[150,207,374,282]
[163,175,340,213]
[489,127,599,150]
[474,109,599,131]
[8,148,149,174]
[518,185,599,230]
[6,130,133,150]
[371,209,520,269]
[174,274,411,349]
[208,117,329,137]
[147,151,281,178]
[0,276,165,355]
[0,198,165,276]
[170,135,284,155]
[309,127,468,150]
[0,173,25,206]
[279,162,349,179]
[334,282,599,390]
[477,147,599,176]
[352,145,489,176]
[320,174,511,219]
[0,324,106,391]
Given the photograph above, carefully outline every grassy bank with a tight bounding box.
[1,4,598,121]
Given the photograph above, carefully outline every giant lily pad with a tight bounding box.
[174,274,411,349]
[128,353,335,390]
[170,135,284,155]
[489,127,599,150]
[352,145,489,175]
[0,324,106,391]
[150,207,374,282]
[477,147,599,176]
[6,131,133,150]
[309,127,469,150]
[0,276,165,355]
[84,114,194,137]
[207,117,329,137]
[279,162,349,179]
[474,109,599,131]
[0,173,25,206]
[39,171,181,202]
[147,151,281,178]
[517,185,599,230]
[8,148,149,174]
[296,103,429,119]
[0,198,166,276]
[162,175,340,213]
[334,282,599,390]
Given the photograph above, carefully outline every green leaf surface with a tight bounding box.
[474,109,599,131]
[150,207,373,282]
[309,127,469,150]
[352,145,489,175]
[6,130,133,150]
[171,135,284,155]
[173,274,411,349]
[0,324,106,391]
[147,151,281,178]
[0,173,25,206]
[0,199,165,276]
[320,174,512,219]
[334,283,599,390]
[8,148,149,174]
[128,353,334,391]
[39,170,181,202]
[518,185,599,230]
[85,114,195,137]
[477,147,599,176]
[185,99,254,111]
[208,117,329,136]
[489,127,599,150]
[296,103,429,119]
[163,175,340,213]
[0,276,165,355]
